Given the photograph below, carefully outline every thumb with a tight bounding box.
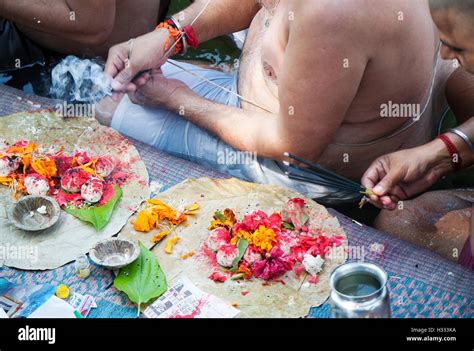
[373,169,403,196]
[112,60,134,91]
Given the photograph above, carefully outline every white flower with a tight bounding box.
[302,254,324,276]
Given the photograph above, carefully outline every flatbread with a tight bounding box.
[0,111,150,270]
[119,178,347,318]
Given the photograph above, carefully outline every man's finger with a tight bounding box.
[381,195,397,210]
[128,91,145,105]
[104,47,126,78]
[373,168,403,196]
[112,59,135,91]
[361,166,378,190]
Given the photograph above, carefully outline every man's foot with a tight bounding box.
[374,190,473,262]
[94,95,121,126]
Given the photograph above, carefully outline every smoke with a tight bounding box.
[49,55,112,103]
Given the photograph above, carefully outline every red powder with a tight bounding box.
[198,243,217,268]
[54,189,83,207]
[170,298,206,319]
[98,183,115,206]
[209,272,227,283]
[294,265,304,277]
[308,275,319,285]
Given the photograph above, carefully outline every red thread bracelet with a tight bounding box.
[183,25,199,49]
[435,134,463,171]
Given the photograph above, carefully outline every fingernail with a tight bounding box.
[373,185,383,194]
[111,81,121,91]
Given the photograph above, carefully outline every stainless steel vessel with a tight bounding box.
[329,262,391,318]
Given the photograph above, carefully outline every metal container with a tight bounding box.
[329,262,391,318]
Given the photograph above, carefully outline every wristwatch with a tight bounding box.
[448,128,474,152]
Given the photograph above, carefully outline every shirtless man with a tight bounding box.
[0,0,168,73]
[100,0,456,204]
[362,0,474,268]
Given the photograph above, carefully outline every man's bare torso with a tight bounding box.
[18,0,161,58]
[239,0,455,179]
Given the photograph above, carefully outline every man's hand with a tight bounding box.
[105,29,172,93]
[361,140,453,210]
[128,69,189,108]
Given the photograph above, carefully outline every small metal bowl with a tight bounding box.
[89,238,140,270]
[9,195,60,232]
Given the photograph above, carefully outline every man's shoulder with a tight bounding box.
[288,0,411,37]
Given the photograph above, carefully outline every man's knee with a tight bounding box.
[374,190,472,260]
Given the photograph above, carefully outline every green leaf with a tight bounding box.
[114,241,167,316]
[230,238,248,272]
[282,221,294,230]
[65,185,122,231]
[214,210,226,222]
[230,273,244,281]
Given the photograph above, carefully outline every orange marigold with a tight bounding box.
[31,157,57,179]
[133,208,158,232]
[251,225,277,252]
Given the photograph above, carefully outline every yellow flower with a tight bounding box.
[133,199,198,233]
[165,236,180,254]
[31,157,57,179]
[132,208,158,232]
[180,250,194,259]
[208,208,236,230]
[0,176,13,186]
[150,229,170,244]
[251,225,277,252]
[231,230,252,246]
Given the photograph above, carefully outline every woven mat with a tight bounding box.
[0,84,472,318]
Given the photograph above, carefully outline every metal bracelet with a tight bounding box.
[448,128,474,152]
[166,16,187,55]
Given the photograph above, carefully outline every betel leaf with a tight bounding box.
[65,185,122,231]
[230,238,248,272]
[114,241,167,316]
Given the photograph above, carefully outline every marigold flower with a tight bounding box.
[230,229,252,246]
[133,208,158,232]
[251,225,277,252]
[150,229,170,243]
[165,236,180,254]
[31,157,57,179]
[208,208,236,230]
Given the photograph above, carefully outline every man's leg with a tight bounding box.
[374,189,473,265]
[95,60,349,200]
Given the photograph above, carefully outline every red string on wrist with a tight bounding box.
[435,134,463,171]
[183,25,199,50]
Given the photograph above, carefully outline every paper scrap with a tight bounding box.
[28,296,76,318]
[69,293,97,317]
[0,308,8,318]
[142,276,240,319]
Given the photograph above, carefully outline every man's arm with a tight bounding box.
[446,67,474,123]
[156,3,369,161]
[173,0,260,43]
[106,0,260,91]
[0,0,115,45]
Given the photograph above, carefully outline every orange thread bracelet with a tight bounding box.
[156,22,183,55]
